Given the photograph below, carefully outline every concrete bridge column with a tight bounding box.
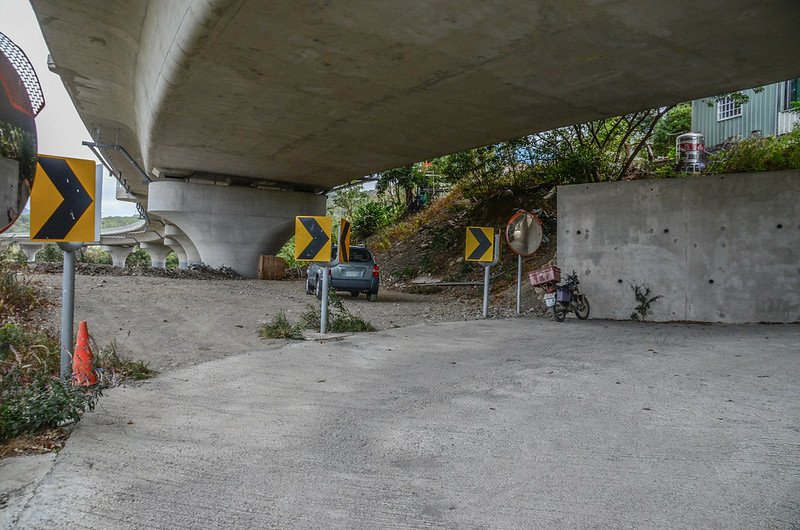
[149,181,326,278]
[163,237,188,269]
[163,224,202,267]
[140,242,173,269]
[18,242,44,263]
[102,245,135,267]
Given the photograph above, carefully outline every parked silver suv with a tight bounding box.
[306,245,380,301]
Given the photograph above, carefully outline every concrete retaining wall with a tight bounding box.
[557,171,800,323]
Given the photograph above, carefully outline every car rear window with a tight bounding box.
[350,248,372,263]
[330,246,373,262]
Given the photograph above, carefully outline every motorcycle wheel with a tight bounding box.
[553,304,567,322]
[575,294,590,320]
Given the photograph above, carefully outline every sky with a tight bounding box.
[0,0,137,217]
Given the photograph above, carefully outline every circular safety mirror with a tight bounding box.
[0,32,42,234]
[505,210,543,256]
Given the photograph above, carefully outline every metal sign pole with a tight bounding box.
[516,255,522,314]
[320,266,330,333]
[319,223,343,334]
[58,242,82,378]
[482,234,501,319]
[482,264,491,318]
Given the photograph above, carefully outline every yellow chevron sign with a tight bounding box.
[465,226,494,262]
[338,219,351,263]
[295,216,332,262]
[30,155,100,242]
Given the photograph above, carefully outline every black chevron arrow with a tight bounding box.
[338,221,350,262]
[298,217,330,260]
[33,158,93,240]
[468,227,492,260]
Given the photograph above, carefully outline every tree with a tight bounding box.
[329,186,369,220]
[651,103,692,157]
[376,165,427,205]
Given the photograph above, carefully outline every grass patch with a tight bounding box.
[299,295,376,333]
[258,311,305,340]
[0,263,48,323]
[93,339,158,384]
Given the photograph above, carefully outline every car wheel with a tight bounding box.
[368,291,378,302]
[315,276,323,300]
[305,280,314,295]
[350,291,359,298]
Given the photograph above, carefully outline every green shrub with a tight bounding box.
[352,200,402,240]
[78,247,112,265]
[277,236,308,269]
[1,243,26,263]
[0,369,99,442]
[125,247,151,268]
[35,244,63,263]
[258,311,304,340]
[0,264,45,322]
[706,127,800,174]
[165,251,179,269]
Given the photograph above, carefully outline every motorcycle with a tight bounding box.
[543,270,590,322]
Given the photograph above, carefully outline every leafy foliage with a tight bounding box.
[125,247,151,268]
[299,294,376,333]
[277,236,308,269]
[630,283,662,321]
[93,339,157,383]
[258,311,304,340]
[706,126,800,173]
[77,247,112,265]
[329,187,370,220]
[0,243,27,263]
[352,200,403,240]
[165,251,179,269]
[35,244,63,263]
[0,370,99,442]
[0,264,46,323]
[651,103,692,157]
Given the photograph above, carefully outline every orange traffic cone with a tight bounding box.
[72,321,97,386]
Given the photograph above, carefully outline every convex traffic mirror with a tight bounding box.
[0,32,44,234]
[505,210,543,256]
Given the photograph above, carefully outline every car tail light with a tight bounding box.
[372,264,379,278]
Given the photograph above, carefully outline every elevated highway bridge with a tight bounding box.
[30,0,800,276]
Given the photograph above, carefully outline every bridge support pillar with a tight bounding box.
[163,237,188,269]
[102,245,135,268]
[141,242,173,269]
[18,242,44,263]
[164,224,201,267]
[149,181,325,278]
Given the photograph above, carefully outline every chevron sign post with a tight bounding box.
[30,155,102,378]
[30,155,101,243]
[296,215,344,333]
[465,226,494,262]
[465,226,501,318]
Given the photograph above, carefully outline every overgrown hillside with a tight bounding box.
[369,184,557,305]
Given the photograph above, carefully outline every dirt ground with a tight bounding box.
[32,273,530,372]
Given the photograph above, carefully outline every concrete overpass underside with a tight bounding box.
[31,0,800,276]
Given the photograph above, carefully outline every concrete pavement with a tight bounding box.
[10,319,800,528]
